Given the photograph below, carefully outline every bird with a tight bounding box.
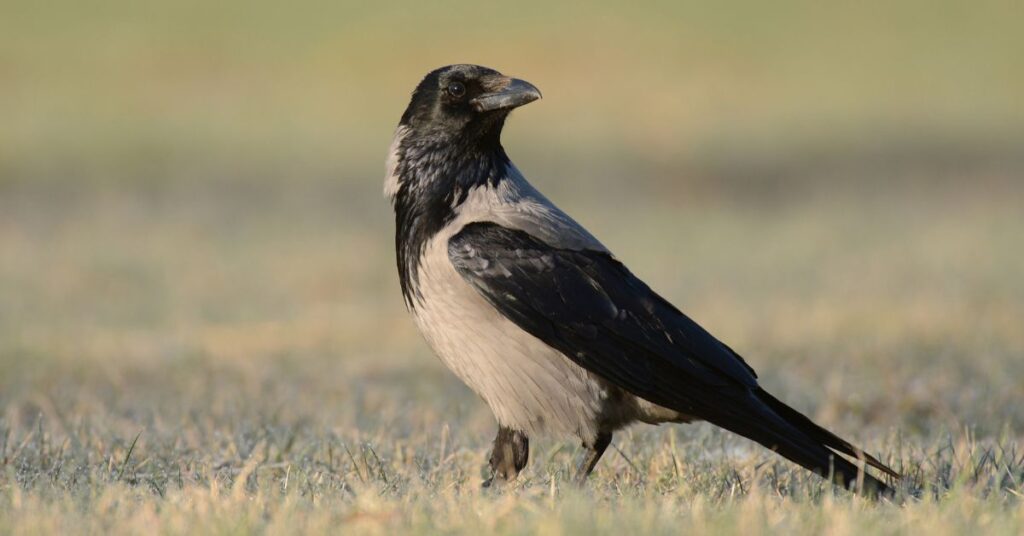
[384,64,899,495]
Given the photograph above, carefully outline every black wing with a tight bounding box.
[449,221,898,493]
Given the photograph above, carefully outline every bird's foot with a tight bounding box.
[573,432,613,485]
[483,426,529,489]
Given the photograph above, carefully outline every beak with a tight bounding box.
[471,76,542,112]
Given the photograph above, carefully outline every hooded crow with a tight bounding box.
[385,64,899,495]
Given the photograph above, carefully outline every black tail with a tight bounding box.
[705,388,899,497]
[756,389,900,480]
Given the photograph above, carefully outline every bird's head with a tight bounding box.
[386,65,541,302]
[398,64,541,146]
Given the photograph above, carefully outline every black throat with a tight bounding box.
[391,130,511,307]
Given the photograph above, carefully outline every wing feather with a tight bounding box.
[449,222,759,413]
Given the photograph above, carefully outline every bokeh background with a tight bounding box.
[2,1,1023,532]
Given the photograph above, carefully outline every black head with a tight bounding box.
[388,65,541,307]
[399,64,541,147]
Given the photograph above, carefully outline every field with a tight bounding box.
[2,1,1024,534]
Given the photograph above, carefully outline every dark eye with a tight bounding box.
[447,81,466,98]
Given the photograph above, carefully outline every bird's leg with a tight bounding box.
[482,426,529,488]
[574,431,612,484]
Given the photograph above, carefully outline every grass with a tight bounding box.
[2,181,1023,534]
[2,0,1024,533]
[3,0,1022,190]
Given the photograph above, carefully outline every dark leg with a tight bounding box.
[482,426,529,488]
[574,432,612,483]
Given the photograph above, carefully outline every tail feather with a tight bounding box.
[756,388,900,479]
[704,390,898,497]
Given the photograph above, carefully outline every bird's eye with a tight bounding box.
[447,81,466,99]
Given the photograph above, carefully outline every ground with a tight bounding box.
[2,180,1023,534]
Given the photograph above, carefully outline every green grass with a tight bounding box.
[2,1,1024,533]
[3,0,1022,189]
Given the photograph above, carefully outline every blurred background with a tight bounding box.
[2,0,1023,491]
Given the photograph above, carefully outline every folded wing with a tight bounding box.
[448,221,898,494]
